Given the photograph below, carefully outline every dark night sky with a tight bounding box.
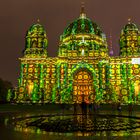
[0,0,140,86]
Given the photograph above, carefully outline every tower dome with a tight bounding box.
[58,6,108,58]
[119,19,140,56]
[24,22,48,58]
[121,19,139,35]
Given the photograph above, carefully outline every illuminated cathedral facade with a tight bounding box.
[10,8,140,104]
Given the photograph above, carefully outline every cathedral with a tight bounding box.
[10,7,140,104]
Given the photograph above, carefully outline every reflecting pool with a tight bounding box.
[1,104,140,140]
[8,113,140,136]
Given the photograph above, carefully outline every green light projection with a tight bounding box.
[119,19,140,56]
[8,11,140,105]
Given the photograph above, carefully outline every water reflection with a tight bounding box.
[6,113,140,137]
[0,111,140,140]
[1,104,140,140]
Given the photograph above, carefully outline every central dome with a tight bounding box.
[58,7,108,58]
[61,15,103,39]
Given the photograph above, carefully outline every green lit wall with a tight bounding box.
[9,12,140,104]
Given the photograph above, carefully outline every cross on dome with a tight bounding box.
[80,2,86,18]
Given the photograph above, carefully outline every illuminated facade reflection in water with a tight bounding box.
[8,7,140,104]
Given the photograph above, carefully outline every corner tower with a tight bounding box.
[24,21,48,58]
[17,22,48,103]
[119,19,140,56]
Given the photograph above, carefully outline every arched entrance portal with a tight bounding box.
[73,69,94,103]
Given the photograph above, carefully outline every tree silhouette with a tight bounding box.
[0,78,13,103]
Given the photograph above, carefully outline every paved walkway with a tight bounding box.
[0,104,139,117]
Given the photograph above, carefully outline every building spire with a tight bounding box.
[80,1,86,18]
[109,30,114,56]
